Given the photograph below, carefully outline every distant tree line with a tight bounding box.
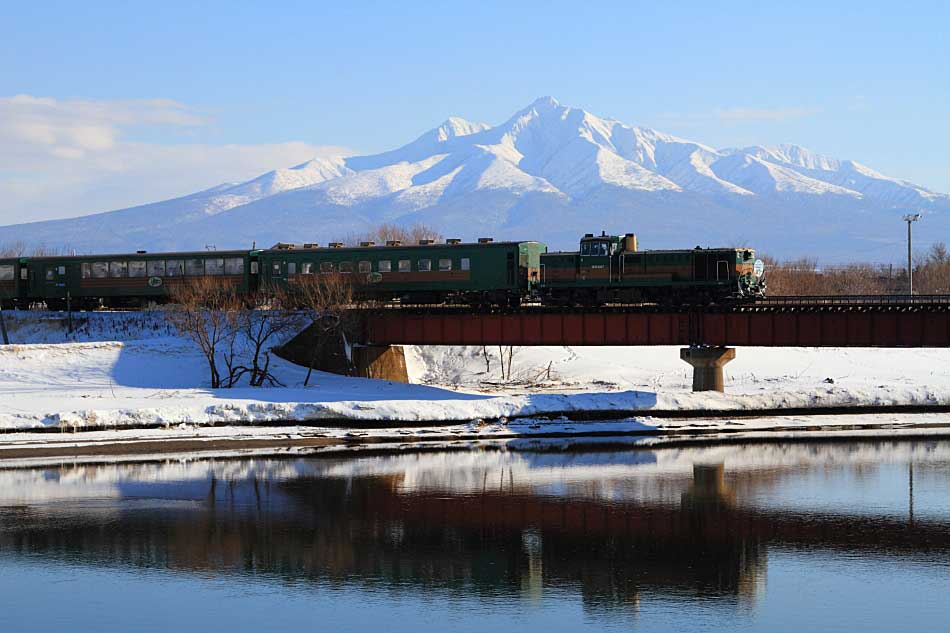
[762,242,950,295]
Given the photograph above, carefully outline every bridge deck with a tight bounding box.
[358,296,950,347]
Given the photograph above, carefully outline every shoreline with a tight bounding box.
[3,412,950,466]
[3,401,949,435]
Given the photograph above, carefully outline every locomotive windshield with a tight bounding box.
[581,241,610,256]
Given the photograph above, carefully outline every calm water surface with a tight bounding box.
[1,439,950,632]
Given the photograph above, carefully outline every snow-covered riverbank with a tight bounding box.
[1,311,950,438]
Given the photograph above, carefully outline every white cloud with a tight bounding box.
[0,95,352,225]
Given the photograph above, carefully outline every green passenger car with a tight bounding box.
[540,233,766,305]
[0,258,23,308]
[22,250,260,309]
[259,239,547,306]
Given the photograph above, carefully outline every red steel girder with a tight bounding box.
[363,310,950,347]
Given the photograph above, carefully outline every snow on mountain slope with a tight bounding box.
[199,156,352,215]
[0,96,947,259]
[710,152,862,197]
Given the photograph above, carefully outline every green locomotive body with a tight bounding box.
[260,239,546,306]
[21,250,259,309]
[540,233,765,305]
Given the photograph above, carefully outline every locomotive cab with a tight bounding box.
[578,233,622,281]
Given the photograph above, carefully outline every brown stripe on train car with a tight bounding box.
[79,275,243,289]
[288,271,472,284]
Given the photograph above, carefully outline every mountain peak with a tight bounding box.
[433,117,490,142]
[530,95,561,108]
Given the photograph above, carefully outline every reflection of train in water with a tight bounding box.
[0,232,766,310]
[0,460,766,610]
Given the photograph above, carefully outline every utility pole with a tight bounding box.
[903,213,921,295]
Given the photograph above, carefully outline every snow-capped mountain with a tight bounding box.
[2,96,946,260]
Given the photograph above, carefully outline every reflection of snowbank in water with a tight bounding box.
[5,440,949,509]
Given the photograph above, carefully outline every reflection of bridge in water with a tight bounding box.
[0,459,945,613]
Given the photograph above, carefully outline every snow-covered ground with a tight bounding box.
[1,311,949,439]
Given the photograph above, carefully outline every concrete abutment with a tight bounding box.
[352,345,410,383]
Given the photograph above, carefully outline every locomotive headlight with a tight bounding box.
[753,259,765,278]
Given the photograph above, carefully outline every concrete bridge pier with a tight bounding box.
[680,346,736,392]
[352,345,410,383]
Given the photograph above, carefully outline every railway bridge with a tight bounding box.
[287,296,950,391]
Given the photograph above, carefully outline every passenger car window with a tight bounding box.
[0,264,16,281]
[358,261,371,273]
[129,261,147,277]
[166,260,183,277]
[398,260,411,272]
[147,261,165,277]
[287,262,297,275]
[301,262,314,274]
[45,268,56,281]
[206,258,225,275]
[92,262,109,278]
[272,262,282,275]
[185,259,204,276]
[418,259,432,272]
[460,258,470,271]
[340,262,353,273]
[110,261,128,278]
[320,262,335,272]
[225,258,244,275]
[378,260,392,273]
[438,258,452,271]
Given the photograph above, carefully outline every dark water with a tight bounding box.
[2,440,950,632]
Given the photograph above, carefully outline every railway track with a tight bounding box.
[364,295,950,315]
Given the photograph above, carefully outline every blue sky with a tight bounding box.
[1,0,948,222]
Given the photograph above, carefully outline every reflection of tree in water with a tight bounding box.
[1,459,948,617]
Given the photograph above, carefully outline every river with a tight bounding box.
[1,439,948,632]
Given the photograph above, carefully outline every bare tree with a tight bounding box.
[228,284,302,387]
[166,277,242,388]
[342,222,444,246]
[760,255,891,295]
[497,345,520,381]
[480,345,492,373]
[0,242,26,257]
[294,272,356,385]
[915,242,950,294]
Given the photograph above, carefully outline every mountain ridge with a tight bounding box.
[1,96,946,261]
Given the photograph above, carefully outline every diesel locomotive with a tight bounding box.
[0,232,765,310]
